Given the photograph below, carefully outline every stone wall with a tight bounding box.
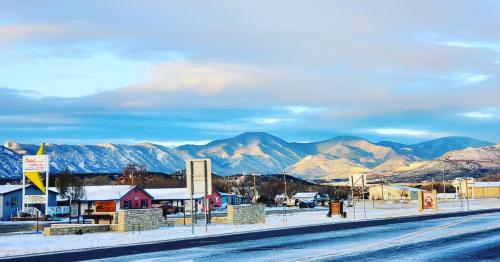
[227,205,265,225]
[116,208,164,232]
[44,224,112,236]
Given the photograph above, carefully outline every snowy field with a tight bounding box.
[0,198,498,257]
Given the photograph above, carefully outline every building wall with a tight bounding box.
[120,188,152,209]
[369,185,418,200]
[472,186,500,198]
[202,190,222,211]
[1,186,57,220]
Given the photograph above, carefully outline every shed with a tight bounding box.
[369,185,421,200]
[468,182,500,198]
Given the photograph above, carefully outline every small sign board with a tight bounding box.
[24,195,46,204]
[95,201,116,212]
[349,174,367,187]
[422,191,434,209]
[22,155,49,172]
[186,159,212,195]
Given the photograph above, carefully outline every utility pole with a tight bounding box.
[253,171,257,204]
[379,174,384,201]
[442,169,446,194]
[283,170,287,222]
[284,171,287,197]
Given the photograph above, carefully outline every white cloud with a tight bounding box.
[286,106,324,114]
[149,140,210,147]
[444,40,500,52]
[0,114,76,124]
[252,117,290,125]
[462,111,495,119]
[365,128,449,138]
[137,61,258,95]
[456,73,490,84]
[0,23,66,42]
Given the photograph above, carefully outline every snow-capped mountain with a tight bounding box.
[0,132,495,180]
[174,132,306,174]
[376,136,493,160]
[0,146,22,179]
[390,144,500,182]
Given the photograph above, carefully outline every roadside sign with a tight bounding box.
[422,192,434,209]
[185,158,212,235]
[349,174,367,187]
[186,159,212,195]
[348,174,367,219]
[24,195,46,204]
[22,155,49,172]
[419,190,438,212]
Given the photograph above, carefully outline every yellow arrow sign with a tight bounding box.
[25,143,47,193]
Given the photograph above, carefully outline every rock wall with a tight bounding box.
[44,224,112,236]
[116,208,164,232]
[227,205,265,225]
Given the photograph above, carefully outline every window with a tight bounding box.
[10,196,18,208]
[124,200,131,209]
[141,199,148,208]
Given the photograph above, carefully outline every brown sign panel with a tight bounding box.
[423,192,434,209]
[95,201,116,212]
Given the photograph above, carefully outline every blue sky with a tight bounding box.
[0,1,499,146]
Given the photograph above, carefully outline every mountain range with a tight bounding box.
[0,132,496,180]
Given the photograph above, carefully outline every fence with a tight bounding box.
[47,206,70,216]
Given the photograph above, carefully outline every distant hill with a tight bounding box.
[377,136,494,160]
[1,132,495,181]
[388,144,500,182]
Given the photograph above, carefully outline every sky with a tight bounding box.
[0,1,499,146]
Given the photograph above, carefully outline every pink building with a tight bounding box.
[202,189,222,211]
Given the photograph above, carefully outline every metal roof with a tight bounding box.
[472,182,500,188]
[0,185,59,195]
[145,188,204,200]
[293,192,319,198]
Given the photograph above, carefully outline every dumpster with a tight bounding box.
[330,201,344,215]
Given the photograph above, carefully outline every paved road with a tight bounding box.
[96,211,500,262]
[5,209,499,262]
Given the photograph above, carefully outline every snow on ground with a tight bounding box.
[0,198,498,257]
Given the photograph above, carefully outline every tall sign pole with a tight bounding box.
[45,165,50,215]
[362,175,366,218]
[350,176,355,219]
[186,159,212,235]
[190,161,194,235]
[204,160,208,233]
[22,171,26,212]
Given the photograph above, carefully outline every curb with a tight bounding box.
[4,208,500,261]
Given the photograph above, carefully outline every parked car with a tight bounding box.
[282,198,299,207]
[298,201,315,208]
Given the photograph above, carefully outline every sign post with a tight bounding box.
[186,159,212,235]
[22,155,49,214]
[349,174,367,219]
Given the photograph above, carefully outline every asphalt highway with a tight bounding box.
[4,209,499,262]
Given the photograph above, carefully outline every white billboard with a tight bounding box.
[349,173,367,187]
[186,159,212,195]
[24,195,46,204]
[22,155,49,172]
